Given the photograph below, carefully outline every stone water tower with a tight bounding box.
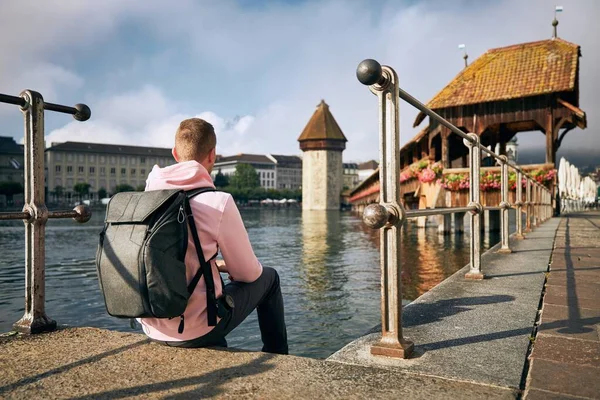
[297,100,347,210]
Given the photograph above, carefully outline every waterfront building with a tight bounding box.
[357,160,378,183]
[0,136,25,184]
[45,141,174,201]
[298,100,347,210]
[212,153,302,190]
[342,163,359,191]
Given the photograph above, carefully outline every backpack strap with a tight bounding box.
[184,187,219,326]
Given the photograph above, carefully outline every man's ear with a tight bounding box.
[208,147,216,164]
[172,147,179,162]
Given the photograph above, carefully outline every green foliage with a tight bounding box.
[54,185,65,199]
[73,182,91,201]
[213,170,229,188]
[97,187,107,199]
[228,164,260,189]
[136,184,146,191]
[0,181,24,201]
[115,184,135,193]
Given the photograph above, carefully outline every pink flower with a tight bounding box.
[418,168,437,183]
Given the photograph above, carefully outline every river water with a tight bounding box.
[0,208,503,358]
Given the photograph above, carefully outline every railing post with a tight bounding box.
[12,91,55,334]
[515,170,524,239]
[498,156,511,253]
[525,179,532,232]
[464,133,483,280]
[533,184,539,226]
[357,59,414,359]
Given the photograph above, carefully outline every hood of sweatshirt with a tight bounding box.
[145,160,215,191]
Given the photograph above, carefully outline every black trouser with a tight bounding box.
[164,267,288,355]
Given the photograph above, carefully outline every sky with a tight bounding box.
[0,0,598,163]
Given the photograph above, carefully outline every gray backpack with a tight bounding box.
[95,187,218,333]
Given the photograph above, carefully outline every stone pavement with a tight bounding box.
[524,211,600,400]
[1,213,588,399]
[330,217,560,390]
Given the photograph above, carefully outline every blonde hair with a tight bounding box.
[174,118,216,161]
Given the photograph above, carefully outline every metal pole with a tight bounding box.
[12,91,56,334]
[515,170,524,239]
[525,179,532,232]
[357,60,413,359]
[465,133,483,280]
[498,156,511,253]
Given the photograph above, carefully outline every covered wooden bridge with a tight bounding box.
[350,37,587,226]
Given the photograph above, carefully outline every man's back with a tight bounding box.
[139,160,262,341]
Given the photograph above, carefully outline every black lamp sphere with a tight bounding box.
[73,103,91,122]
[356,59,383,86]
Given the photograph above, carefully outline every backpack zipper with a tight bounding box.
[177,314,185,334]
[177,205,185,223]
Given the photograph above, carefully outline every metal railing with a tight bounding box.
[356,60,554,359]
[0,90,92,334]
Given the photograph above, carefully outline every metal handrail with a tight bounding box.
[0,90,92,334]
[356,59,554,359]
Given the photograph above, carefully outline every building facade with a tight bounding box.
[267,154,302,190]
[213,153,302,190]
[342,163,359,190]
[0,136,24,184]
[45,141,174,201]
[357,160,378,183]
[298,100,347,210]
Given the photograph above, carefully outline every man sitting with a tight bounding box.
[138,118,288,354]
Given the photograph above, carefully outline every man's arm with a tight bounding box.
[217,195,262,283]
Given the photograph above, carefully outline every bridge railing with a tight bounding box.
[0,91,92,334]
[356,59,554,359]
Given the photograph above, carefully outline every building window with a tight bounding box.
[66,178,74,187]
[131,158,136,165]
[67,166,73,174]
[55,165,61,172]
[55,177,62,186]
[78,154,84,162]
[140,157,146,164]
[55,153,62,161]
[121,168,126,175]
[100,167,105,175]
[88,155,95,162]
[89,167,95,174]
[131,168,136,175]
[110,168,116,175]
[110,156,116,164]
[67,153,73,161]
[78,166,84,174]
[141,169,146,176]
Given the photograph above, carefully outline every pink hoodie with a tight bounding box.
[138,160,263,341]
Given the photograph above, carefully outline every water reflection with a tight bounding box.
[0,208,505,359]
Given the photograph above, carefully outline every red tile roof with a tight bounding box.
[425,39,580,111]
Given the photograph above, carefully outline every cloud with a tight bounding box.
[3,0,600,165]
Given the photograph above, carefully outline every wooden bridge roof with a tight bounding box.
[414,38,581,127]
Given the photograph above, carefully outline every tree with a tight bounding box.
[0,181,24,205]
[97,187,107,199]
[213,170,229,188]
[115,184,135,193]
[229,164,260,189]
[73,182,91,201]
[54,185,65,202]
[136,184,146,191]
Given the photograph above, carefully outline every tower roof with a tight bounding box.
[297,100,348,143]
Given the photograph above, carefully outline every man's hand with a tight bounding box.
[215,259,228,273]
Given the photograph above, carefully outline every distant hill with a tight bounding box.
[517,147,600,174]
